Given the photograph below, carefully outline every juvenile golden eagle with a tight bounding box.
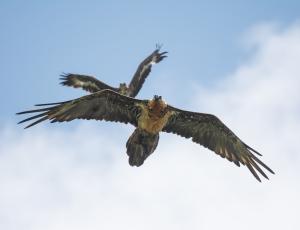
[17,89,274,182]
[60,46,167,97]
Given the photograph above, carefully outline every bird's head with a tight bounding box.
[148,95,168,118]
[119,83,127,95]
[153,95,162,101]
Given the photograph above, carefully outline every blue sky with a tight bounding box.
[1,0,300,123]
[1,1,300,230]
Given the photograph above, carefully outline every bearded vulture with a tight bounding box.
[17,89,274,182]
[60,45,167,97]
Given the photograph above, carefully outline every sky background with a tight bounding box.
[1,1,300,230]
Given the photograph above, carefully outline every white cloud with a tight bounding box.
[1,22,300,230]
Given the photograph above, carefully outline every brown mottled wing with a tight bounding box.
[163,106,274,182]
[60,73,118,93]
[127,46,168,97]
[17,89,143,129]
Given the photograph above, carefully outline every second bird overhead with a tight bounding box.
[60,46,168,97]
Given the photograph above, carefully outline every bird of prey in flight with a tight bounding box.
[60,45,167,97]
[17,89,274,182]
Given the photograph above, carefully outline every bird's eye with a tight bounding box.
[160,110,164,115]
[149,108,153,112]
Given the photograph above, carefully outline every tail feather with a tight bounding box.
[126,128,159,166]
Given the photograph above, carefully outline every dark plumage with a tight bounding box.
[126,128,159,166]
[17,89,274,182]
[60,45,167,97]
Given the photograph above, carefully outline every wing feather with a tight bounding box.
[127,46,168,97]
[17,89,143,129]
[163,106,274,181]
[60,73,118,93]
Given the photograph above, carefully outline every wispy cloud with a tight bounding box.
[1,22,300,230]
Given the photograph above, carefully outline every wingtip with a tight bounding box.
[255,174,262,183]
[155,43,163,50]
[244,143,262,156]
[16,111,29,115]
[34,103,58,106]
[24,124,33,129]
[18,118,33,126]
[269,168,275,175]
[60,72,69,77]
[17,118,29,124]
[263,174,269,180]
[253,174,262,183]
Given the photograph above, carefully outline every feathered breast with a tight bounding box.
[137,102,174,134]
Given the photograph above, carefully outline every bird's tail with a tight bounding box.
[126,128,159,166]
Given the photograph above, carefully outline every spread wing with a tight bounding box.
[17,89,143,129]
[127,46,168,97]
[60,73,118,93]
[163,106,274,182]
